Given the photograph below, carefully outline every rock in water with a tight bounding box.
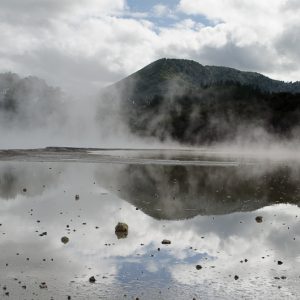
[61,236,69,244]
[161,239,171,245]
[115,222,128,239]
[255,216,263,223]
[39,282,47,289]
[89,276,96,283]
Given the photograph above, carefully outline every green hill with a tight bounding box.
[102,58,300,144]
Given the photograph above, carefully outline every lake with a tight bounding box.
[0,149,299,299]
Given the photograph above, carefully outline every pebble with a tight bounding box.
[256,216,263,223]
[161,239,171,245]
[61,236,69,244]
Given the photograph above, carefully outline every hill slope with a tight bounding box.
[102,58,300,144]
[112,58,300,96]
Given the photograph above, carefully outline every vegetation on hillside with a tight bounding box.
[104,58,300,144]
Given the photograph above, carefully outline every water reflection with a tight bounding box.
[95,163,300,219]
[0,161,300,299]
[0,163,61,199]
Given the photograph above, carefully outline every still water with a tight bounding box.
[0,155,300,299]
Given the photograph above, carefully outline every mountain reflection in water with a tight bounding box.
[0,160,299,299]
[95,163,300,219]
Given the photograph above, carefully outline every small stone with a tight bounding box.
[39,282,47,289]
[234,275,239,280]
[278,261,283,265]
[196,265,202,270]
[75,194,80,200]
[61,236,69,244]
[115,223,128,239]
[22,188,27,192]
[89,276,96,283]
[161,239,171,245]
[255,216,263,223]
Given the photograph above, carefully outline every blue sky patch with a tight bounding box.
[126,0,215,28]
[127,0,178,12]
[115,244,214,286]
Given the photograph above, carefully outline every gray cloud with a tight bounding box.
[276,25,300,61]
[9,48,123,96]
[282,0,300,10]
[198,42,277,73]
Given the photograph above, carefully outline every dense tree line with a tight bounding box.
[122,83,300,144]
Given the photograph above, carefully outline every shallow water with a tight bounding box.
[0,154,300,299]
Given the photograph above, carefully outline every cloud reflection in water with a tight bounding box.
[0,161,299,299]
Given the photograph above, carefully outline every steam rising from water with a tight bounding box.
[0,73,167,149]
[1,71,300,163]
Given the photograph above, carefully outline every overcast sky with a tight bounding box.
[0,0,299,95]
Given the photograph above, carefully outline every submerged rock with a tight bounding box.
[115,222,128,239]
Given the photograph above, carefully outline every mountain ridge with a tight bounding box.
[112,58,300,95]
[103,58,300,144]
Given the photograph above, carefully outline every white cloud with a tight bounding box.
[153,4,170,17]
[176,0,300,81]
[0,0,299,97]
